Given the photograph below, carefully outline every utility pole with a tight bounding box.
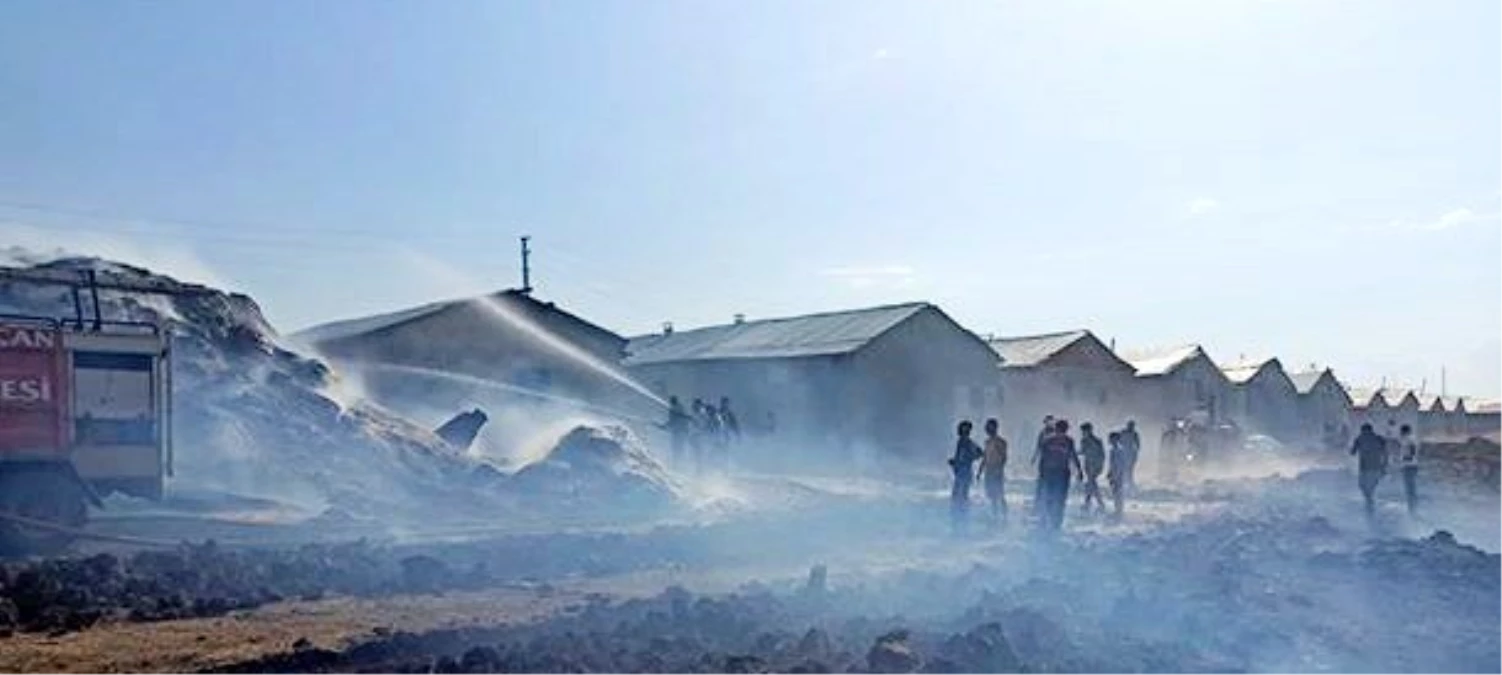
[520,235,533,295]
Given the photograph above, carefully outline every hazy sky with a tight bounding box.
[2,1,1498,398]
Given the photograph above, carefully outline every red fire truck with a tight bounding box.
[0,292,173,554]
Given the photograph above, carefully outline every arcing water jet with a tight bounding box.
[356,361,661,425]
[401,252,668,411]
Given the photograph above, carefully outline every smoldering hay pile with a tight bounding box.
[509,424,688,516]
[0,255,692,520]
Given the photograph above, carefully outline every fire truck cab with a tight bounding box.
[0,315,172,554]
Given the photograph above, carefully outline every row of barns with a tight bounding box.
[294,292,1501,464]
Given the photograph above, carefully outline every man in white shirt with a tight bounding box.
[1398,424,1420,514]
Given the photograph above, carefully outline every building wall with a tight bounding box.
[1418,406,1450,440]
[1237,371,1302,441]
[850,307,1002,462]
[1156,356,1232,423]
[629,354,850,453]
[1357,400,1419,438]
[1466,410,1501,438]
[630,307,1003,466]
[1298,380,1352,448]
[994,342,1144,450]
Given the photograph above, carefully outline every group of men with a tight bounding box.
[662,395,741,470]
[948,415,1142,533]
[1349,420,1422,516]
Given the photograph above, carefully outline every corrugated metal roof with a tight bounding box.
[294,290,625,349]
[1411,392,1442,410]
[1221,357,1275,385]
[1288,370,1327,395]
[624,302,930,366]
[295,300,452,345]
[1344,385,1379,409]
[1342,386,1418,409]
[1379,388,1419,408]
[1119,344,1204,377]
[1435,393,1471,408]
[987,330,1088,367]
[1473,400,1501,414]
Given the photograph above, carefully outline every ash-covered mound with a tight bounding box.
[509,424,687,515]
[0,256,503,517]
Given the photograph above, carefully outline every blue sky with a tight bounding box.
[2,0,1498,398]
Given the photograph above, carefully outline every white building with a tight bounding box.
[625,302,1002,465]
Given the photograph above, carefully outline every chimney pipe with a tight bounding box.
[733,313,745,325]
[662,321,674,335]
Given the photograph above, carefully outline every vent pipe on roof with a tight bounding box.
[662,322,674,335]
[733,313,745,325]
[519,235,534,295]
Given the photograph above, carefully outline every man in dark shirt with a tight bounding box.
[1031,414,1055,517]
[949,420,984,533]
[1350,423,1389,516]
[1037,419,1083,531]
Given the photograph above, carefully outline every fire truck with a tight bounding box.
[0,270,173,554]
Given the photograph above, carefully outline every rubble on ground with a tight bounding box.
[204,506,1499,673]
[1422,437,1501,491]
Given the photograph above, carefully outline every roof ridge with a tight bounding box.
[630,301,930,340]
[987,328,1088,343]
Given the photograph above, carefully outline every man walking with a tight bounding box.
[1397,424,1420,514]
[1079,422,1105,513]
[1350,423,1389,517]
[1119,420,1141,493]
[978,418,1009,524]
[1107,431,1127,518]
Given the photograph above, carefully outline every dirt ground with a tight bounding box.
[0,588,563,673]
[0,559,805,673]
[1,459,1496,673]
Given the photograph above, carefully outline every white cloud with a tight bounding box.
[1391,206,1499,232]
[1424,207,1487,231]
[1186,197,1220,217]
[820,265,916,290]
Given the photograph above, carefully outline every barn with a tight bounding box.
[293,290,646,424]
[1379,388,1423,437]
[1119,345,1233,426]
[1220,357,1302,442]
[1346,387,1422,438]
[1289,368,1352,450]
[624,302,1002,465]
[987,330,1141,443]
[1414,392,1445,440]
[1435,397,1470,439]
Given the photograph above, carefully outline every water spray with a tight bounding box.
[357,362,661,425]
[401,251,669,410]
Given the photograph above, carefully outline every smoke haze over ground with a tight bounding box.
[0,254,1497,673]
